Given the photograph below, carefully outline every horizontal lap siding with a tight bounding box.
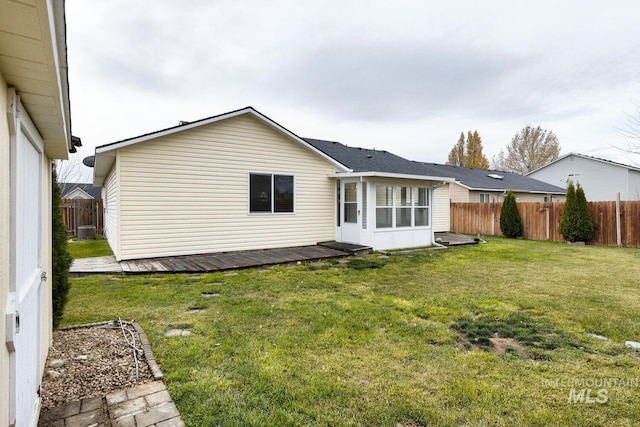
[103,162,120,259]
[433,186,449,232]
[117,115,336,260]
[449,183,469,202]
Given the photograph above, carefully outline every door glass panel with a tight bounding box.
[336,180,340,226]
[344,182,357,223]
[361,182,367,229]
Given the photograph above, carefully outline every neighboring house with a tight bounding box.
[527,153,640,201]
[60,182,102,199]
[424,164,567,232]
[92,107,455,261]
[1,1,75,426]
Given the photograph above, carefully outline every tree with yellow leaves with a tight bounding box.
[446,130,490,169]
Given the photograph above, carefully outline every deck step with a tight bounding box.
[317,241,373,255]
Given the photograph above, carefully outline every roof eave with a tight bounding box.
[2,0,73,159]
[93,107,351,179]
[464,186,566,194]
[63,187,93,199]
[330,171,456,182]
[93,152,115,187]
[527,153,640,175]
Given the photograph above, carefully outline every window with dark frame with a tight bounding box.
[274,175,294,213]
[249,173,294,213]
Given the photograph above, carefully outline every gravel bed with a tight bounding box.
[41,322,155,409]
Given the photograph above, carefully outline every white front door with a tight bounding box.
[7,107,44,427]
[340,181,360,244]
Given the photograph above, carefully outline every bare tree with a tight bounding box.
[492,125,560,174]
[55,153,91,183]
[621,103,640,155]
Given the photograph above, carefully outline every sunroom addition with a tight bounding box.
[334,173,452,251]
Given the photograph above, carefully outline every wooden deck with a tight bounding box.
[70,255,122,274]
[70,245,352,275]
[434,232,479,246]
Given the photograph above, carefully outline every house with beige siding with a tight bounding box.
[429,165,566,232]
[93,108,456,260]
[1,1,76,425]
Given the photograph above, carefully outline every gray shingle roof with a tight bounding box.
[415,162,566,193]
[60,182,102,199]
[305,138,566,194]
[304,138,450,177]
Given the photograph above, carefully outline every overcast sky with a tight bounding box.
[65,0,640,182]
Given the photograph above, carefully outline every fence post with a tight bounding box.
[616,192,621,246]
[545,203,550,240]
[73,201,77,237]
[491,202,495,235]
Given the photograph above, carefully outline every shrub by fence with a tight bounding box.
[61,198,104,236]
[450,201,640,248]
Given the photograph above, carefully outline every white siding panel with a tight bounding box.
[628,170,640,200]
[103,161,120,259]
[510,192,552,203]
[433,186,449,232]
[117,115,336,260]
[468,191,562,203]
[449,183,469,202]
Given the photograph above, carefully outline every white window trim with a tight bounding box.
[375,185,393,229]
[247,172,296,215]
[343,181,358,224]
[414,187,430,227]
[375,185,430,230]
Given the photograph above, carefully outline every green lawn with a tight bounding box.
[67,238,113,259]
[62,238,640,426]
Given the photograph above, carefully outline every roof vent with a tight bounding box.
[367,155,373,159]
[487,173,504,180]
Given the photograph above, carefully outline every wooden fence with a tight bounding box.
[450,201,640,248]
[61,198,104,236]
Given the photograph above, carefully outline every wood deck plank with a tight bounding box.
[70,245,352,275]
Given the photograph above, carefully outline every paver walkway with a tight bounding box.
[38,381,183,426]
[71,243,370,275]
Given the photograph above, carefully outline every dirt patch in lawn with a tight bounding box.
[489,335,527,356]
